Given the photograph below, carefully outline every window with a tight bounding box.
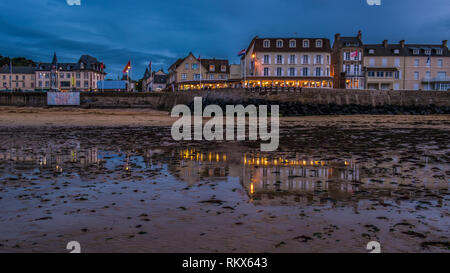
[194,74,201,80]
[84,81,89,88]
[437,72,446,80]
[276,55,283,64]
[438,59,443,67]
[413,49,420,55]
[345,65,351,73]
[413,83,419,90]
[276,67,282,76]
[382,58,387,67]
[369,49,375,55]
[436,49,443,55]
[394,49,400,54]
[395,58,400,67]
[276,40,283,48]
[76,81,80,87]
[376,72,384,77]
[345,52,350,61]
[354,65,360,75]
[368,71,375,77]
[302,55,309,64]
[209,65,215,72]
[302,67,309,76]
[327,55,330,65]
[209,74,214,80]
[289,40,296,48]
[315,67,321,76]
[394,83,399,90]
[76,73,80,79]
[424,49,431,55]
[39,81,42,87]
[60,73,64,79]
[414,72,419,80]
[192,63,198,70]
[185,63,189,69]
[315,55,322,64]
[263,40,270,48]
[264,55,270,64]
[425,71,431,80]
[264,67,269,76]
[221,65,226,72]
[303,40,309,48]
[316,40,322,48]
[181,73,187,80]
[289,67,295,76]
[386,72,393,78]
[289,55,295,64]
[414,59,419,67]
[84,72,88,79]
[67,73,71,78]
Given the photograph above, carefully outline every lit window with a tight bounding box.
[209,65,215,72]
[221,65,226,72]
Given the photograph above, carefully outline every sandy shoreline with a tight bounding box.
[0,106,449,129]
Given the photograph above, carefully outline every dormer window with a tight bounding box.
[369,49,375,55]
[221,65,226,72]
[276,39,283,48]
[289,39,296,48]
[394,49,400,54]
[413,49,420,55]
[209,65,215,72]
[424,49,431,55]
[316,39,323,48]
[303,40,310,48]
[263,39,270,48]
[436,49,443,55]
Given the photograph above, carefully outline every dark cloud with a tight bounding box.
[0,0,448,79]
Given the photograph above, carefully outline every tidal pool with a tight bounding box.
[0,126,448,252]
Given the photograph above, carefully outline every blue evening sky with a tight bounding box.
[0,0,448,79]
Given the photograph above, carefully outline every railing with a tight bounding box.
[421,76,449,82]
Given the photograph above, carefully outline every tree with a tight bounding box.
[0,55,37,67]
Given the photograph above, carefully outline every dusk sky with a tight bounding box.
[0,0,449,79]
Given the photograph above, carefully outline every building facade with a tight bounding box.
[35,53,106,91]
[0,66,36,91]
[241,36,333,88]
[363,40,449,90]
[168,52,230,90]
[332,31,365,89]
[143,69,168,92]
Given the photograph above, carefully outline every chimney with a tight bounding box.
[382,40,388,48]
[335,33,341,41]
[400,40,405,48]
[443,40,448,48]
[357,30,362,41]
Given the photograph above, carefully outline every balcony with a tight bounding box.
[422,76,450,83]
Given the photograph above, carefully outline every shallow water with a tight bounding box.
[0,126,448,252]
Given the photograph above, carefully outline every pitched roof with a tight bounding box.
[250,37,332,53]
[0,65,36,74]
[335,37,363,47]
[200,59,229,74]
[364,42,450,57]
[153,74,168,84]
[36,53,105,72]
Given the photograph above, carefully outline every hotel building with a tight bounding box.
[332,31,365,89]
[168,52,231,90]
[143,68,168,92]
[0,66,36,91]
[241,36,333,88]
[363,40,449,90]
[35,53,106,91]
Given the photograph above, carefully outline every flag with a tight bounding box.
[100,62,104,72]
[9,60,12,74]
[237,49,246,57]
[350,51,358,58]
[149,61,152,72]
[427,56,431,64]
[123,60,131,74]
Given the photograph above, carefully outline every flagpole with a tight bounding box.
[244,53,247,88]
[199,55,202,89]
[9,60,12,91]
[428,52,431,91]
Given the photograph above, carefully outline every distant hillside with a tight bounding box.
[0,56,37,67]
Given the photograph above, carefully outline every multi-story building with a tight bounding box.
[332,31,364,89]
[0,66,36,91]
[168,52,230,90]
[363,40,449,90]
[241,36,333,88]
[35,53,106,91]
[142,68,168,92]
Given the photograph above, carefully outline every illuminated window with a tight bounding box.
[209,65,215,72]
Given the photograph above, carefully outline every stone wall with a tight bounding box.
[0,89,449,115]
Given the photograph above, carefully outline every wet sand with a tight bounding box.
[0,108,448,253]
